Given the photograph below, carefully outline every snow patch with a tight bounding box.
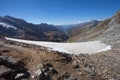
[49,48,71,53]
[5,37,111,54]
[0,22,17,29]
[96,45,111,53]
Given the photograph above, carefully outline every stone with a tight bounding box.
[0,56,30,80]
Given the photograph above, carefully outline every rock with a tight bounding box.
[72,60,80,69]
[33,63,58,80]
[42,63,58,76]
[34,69,50,80]
[0,56,17,64]
[0,56,30,80]
[67,76,77,80]
[35,69,42,76]
[15,73,25,79]
[0,49,10,53]
[58,72,77,80]
[39,72,49,80]
[0,78,6,80]
[56,53,72,63]
[44,63,53,68]
[0,66,15,79]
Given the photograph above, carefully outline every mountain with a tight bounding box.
[67,20,100,37]
[1,10,120,43]
[96,10,120,45]
[55,24,75,33]
[67,20,100,42]
[0,16,68,42]
[68,10,120,44]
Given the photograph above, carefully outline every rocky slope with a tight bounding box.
[68,10,120,43]
[96,10,120,45]
[67,20,100,42]
[67,20,100,37]
[0,37,120,80]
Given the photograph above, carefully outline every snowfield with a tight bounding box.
[5,37,111,54]
[0,22,17,29]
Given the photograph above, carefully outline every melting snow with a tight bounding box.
[5,37,111,54]
[95,45,111,53]
[49,48,71,53]
[0,22,17,29]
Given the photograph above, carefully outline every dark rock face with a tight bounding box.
[39,71,50,80]
[33,63,58,80]
[0,16,68,42]
[0,56,30,80]
[58,72,77,80]
[43,63,58,76]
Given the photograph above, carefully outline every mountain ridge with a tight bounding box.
[0,15,68,42]
[67,10,120,43]
[0,10,120,43]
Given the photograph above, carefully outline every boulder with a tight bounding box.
[0,56,30,80]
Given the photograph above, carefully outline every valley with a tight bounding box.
[0,9,120,80]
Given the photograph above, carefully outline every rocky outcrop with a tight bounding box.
[58,72,77,80]
[0,56,30,80]
[96,10,120,46]
[33,63,58,80]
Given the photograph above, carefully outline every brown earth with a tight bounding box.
[0,38,120,80]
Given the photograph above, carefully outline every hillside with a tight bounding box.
[0,16,68,42]
[96,10,120,45]
[0,33,120,80]
[67,18,111,42]
[68,10,120,43]
[67,20,100,37]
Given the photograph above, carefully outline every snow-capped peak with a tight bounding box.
[0,22,17,29]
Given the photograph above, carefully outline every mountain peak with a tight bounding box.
[112,10,120,24]
[117,9,120,13]
[3,15,13,18]
[90,20,99,23]
[113,10,120,16]
[3,15,16,20]
[2,15,18,23]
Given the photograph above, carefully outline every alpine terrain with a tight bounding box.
[0,10,120,80]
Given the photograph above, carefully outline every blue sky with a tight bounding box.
[0,0,120,25]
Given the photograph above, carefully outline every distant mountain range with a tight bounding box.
[66,20,100,37]
[0,16,68,42]
[55,24,74,32]
[0,15,100,42]
[0,10,120,43]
